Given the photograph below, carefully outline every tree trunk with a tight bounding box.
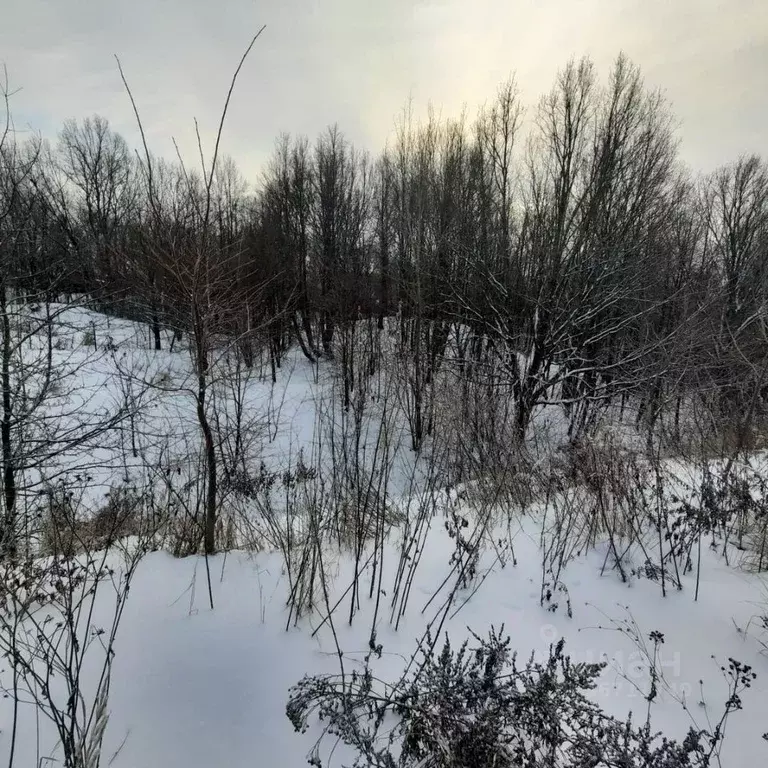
[193,306,217,556]
[292,315,316,364]
[0,282,16,558]
[514,391,532,444]
[199,385,217,556]
[321,312,335,357]
[151,311,162,351]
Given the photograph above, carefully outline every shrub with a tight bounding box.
[41,487,82,557]
[41,484,143,557]
[81,329,96,348]
[287,627,756,768]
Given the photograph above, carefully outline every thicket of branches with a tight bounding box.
[4,55,767,456]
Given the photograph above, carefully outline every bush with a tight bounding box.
[41,484,143,557]
[287,627,755,768]
[81,328,96,347]
[41,486,82,557]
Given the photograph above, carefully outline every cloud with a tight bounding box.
[1,0,765,181]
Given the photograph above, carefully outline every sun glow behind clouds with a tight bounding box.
[1,0,765,181]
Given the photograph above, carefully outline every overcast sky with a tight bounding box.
[1,0,766,182]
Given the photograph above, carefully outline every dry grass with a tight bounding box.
[41,486,143,557]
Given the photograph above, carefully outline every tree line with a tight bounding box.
[2,53,768,457]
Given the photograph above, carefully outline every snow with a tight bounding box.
[8,530,758,767]
[1,304,767,767]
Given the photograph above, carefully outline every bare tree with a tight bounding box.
[57,115,136,297]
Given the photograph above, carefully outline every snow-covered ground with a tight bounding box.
[5,528,765,767]
[1,305,767,767]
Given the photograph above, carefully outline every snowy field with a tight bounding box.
[1,305,767,767]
